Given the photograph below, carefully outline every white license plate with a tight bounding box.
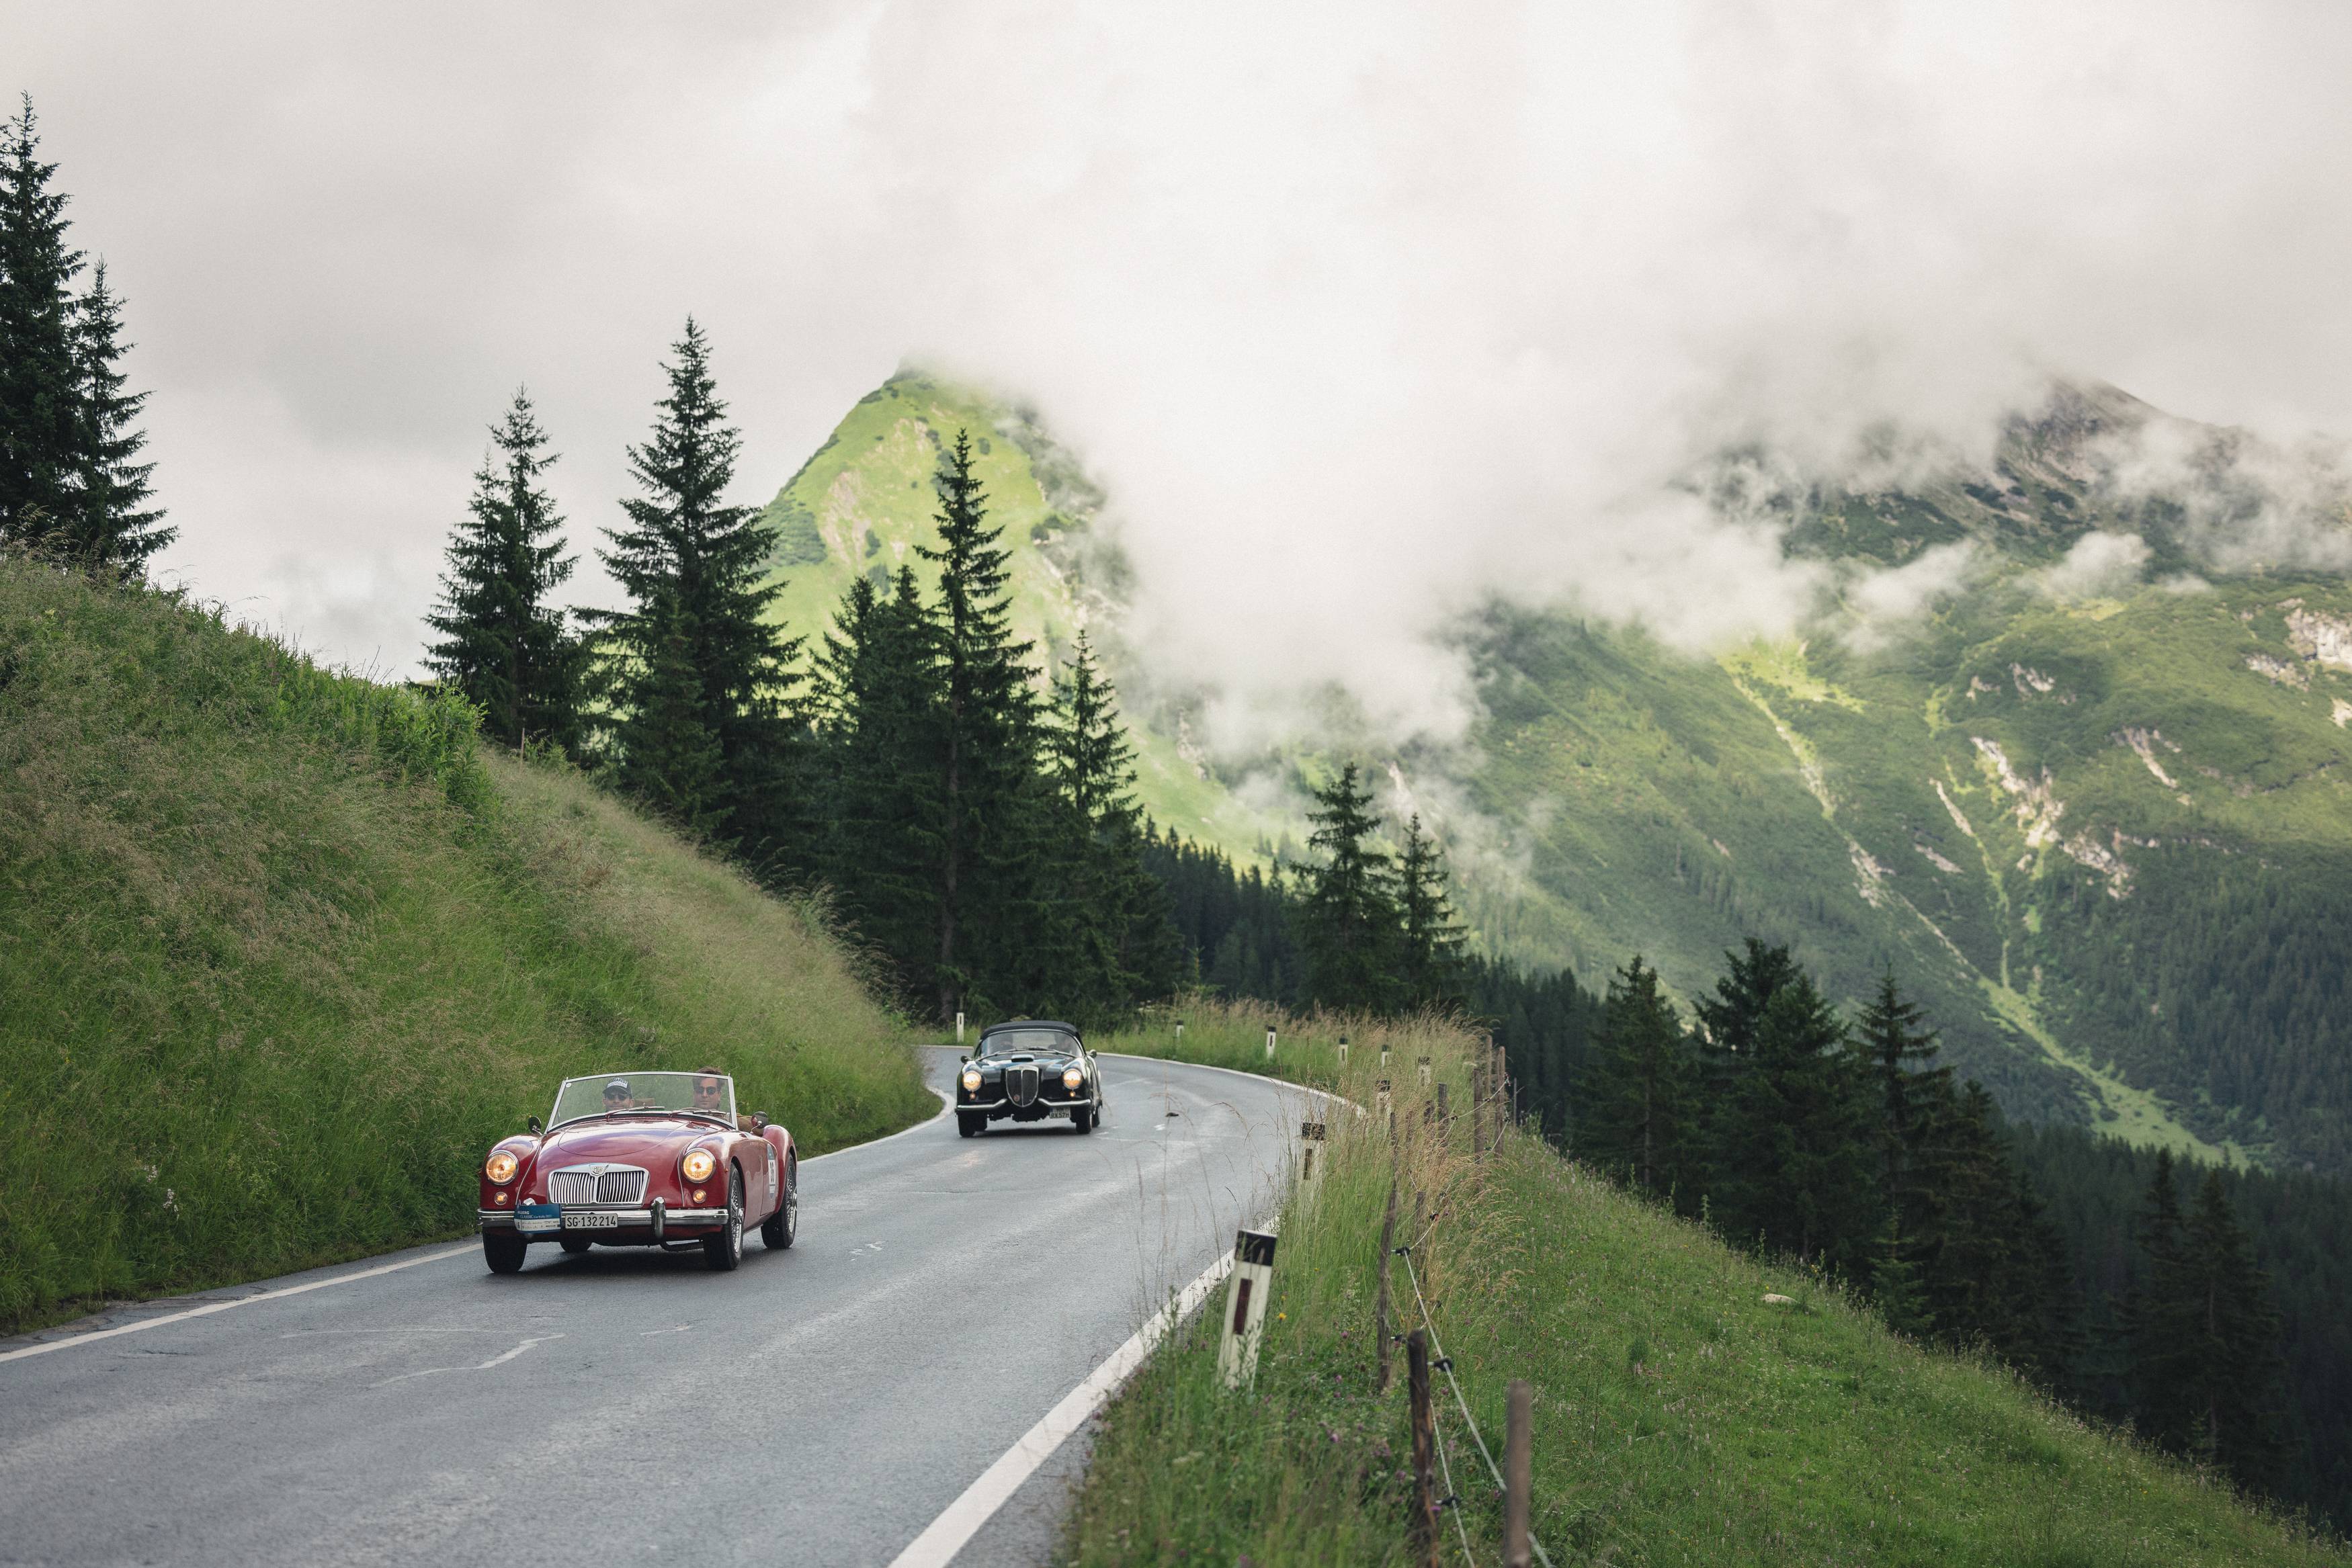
[562,1212,622,1230]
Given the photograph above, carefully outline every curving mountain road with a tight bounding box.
[0,1049,1309,1567]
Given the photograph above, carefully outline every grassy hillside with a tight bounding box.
[0,554,931,1332]
[1075,1017,2343,1565]
[753,376,2352,1175]
[752,369,1285,857]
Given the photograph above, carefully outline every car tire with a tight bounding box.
[558,1231,593,1254]
[761,1157,797,1250]
[1072,1105,1094,1134]
[483,1230,527,1274]
[957,1112,983,1137]
[704,1168,744,1272]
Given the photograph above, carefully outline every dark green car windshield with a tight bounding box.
[981,1029,1078,1059]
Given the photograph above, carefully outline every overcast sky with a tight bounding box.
[13,1,2352,739]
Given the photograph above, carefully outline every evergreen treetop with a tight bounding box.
[1580,954,1693,1196]
[1394,813,1467,1009]
[425,388,580,751]
[66,261,168,574]
[1855,967,1951,1206]
[0,96,87,547]
[1297,761,1399,1012]
[914,429,1041,1022]
[589,320,803,852]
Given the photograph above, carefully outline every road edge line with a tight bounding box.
[6,1062,954,1364]
[886,1239,1245,1568]
[0,1244,478,1365]
[802,1077,953,1166]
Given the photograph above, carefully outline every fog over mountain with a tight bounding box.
[13,1,2352,742]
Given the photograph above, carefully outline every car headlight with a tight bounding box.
[1063,1064,1085,1090]
[681,1148,717,1184]
[485,1149,519,1185]
[962,1067,982,1093]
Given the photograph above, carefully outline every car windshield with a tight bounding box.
[981,1029,1077,1060]
[550,1072,734,1128]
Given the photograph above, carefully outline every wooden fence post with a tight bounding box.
[1472,1063,1488,1158]
[1408,1329,1438,1568]
[1375,1176,1398,1393]
[1504,1378,1533,1568]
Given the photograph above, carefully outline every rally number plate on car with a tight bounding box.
[562,1212,621,1230]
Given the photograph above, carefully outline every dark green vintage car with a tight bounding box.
[956,1020,1103,1136]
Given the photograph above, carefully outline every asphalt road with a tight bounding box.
[0,1049,1308,1567]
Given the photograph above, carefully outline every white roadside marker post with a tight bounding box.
[1219,1229,1279,1389]
[1337,1033,1349,1066]
[1265,1026,1277,1060]
[1175,1018,1185,1041]
[1376,1079,1393,1121]
[956,1011,966,1045]
[1381,1045,1390,1069]
[1298,1121,1328,1203]
[1418,1055,1432,1089]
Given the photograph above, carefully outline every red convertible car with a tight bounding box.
[476,1070,797,1273]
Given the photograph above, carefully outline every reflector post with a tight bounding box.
[1218,1229,1279,1389]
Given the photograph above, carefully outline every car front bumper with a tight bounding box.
[480,1207,729,1234]
[959,1092,1098,1120]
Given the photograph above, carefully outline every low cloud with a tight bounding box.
[13,0,2352,744]
[1841,541,1986,650]
[2035,531,2152,602]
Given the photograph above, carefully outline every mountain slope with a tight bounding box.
[1075,1015,2341,1565]
[755,377,2352,1174]
[0,555,931,1330]
[753,370,1281,857]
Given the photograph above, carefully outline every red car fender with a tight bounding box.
[761,1124,792,1217]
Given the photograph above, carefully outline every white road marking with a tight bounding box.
[885,1232,1250,1568]
[802,1084,952,1166]
[2,1078,954,1368]
[372,1333,562,1388]
[639,1324,691,1337]
[0,1245,477,1366]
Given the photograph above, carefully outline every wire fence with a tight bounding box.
[1400,1244,1555,1568]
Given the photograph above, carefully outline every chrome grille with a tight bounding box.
[548,1165,648,1206]
[1006,1064,1040,1108]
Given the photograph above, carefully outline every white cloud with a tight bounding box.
[2036,531,2152,602]
[1842,541,1985,650]
[12,0,2352,742]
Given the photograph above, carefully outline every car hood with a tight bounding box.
[535,1119,718,1167]
[976,1052,1075,1070]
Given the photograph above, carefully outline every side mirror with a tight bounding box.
[959,1054,970,1064]
[753,1113,769,1131]
[526,1115,542,1135]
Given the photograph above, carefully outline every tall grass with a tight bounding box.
[0,556,931,1331]
[1076,1008,2344,1565]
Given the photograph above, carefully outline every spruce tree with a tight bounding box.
[65,261,168,574]
[2124,1149,2196,1447]
[425,389,581,751]
[1709,968,1875,1268]
[811,566,941,996]
[2130,1164,2292,1489]
[1394,813,1467,1009]
[915,429,1041,1023]
[1689,938,1804,1196]
[2176,1170,2290,1487]
[1856,967,1950,1202]
[589,320,804,855]
[1579,955,1693,1197]
[1045,630,1182,1018]
[610,591,724,837]
[1297,762,1399,1012]
[0,97,84,547]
